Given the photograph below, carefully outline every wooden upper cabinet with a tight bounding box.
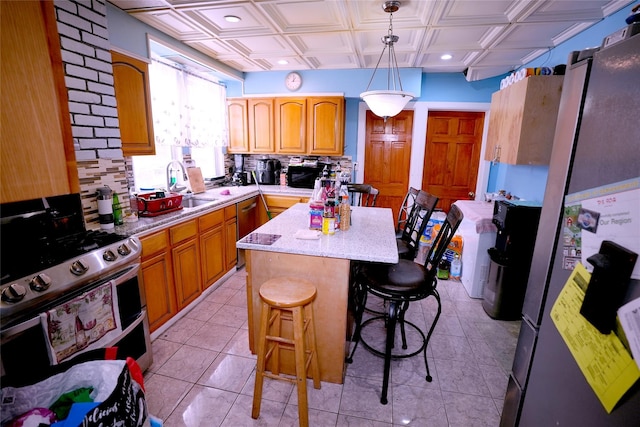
[275,98,307,154]
[1,0,78,203]
[227,98,249,153]
[485,76,563,165]
[307,97,344,155]
[248,98,275,153]
[111,50,156,156]
[227,96,344,155]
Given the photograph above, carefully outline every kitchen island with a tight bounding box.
[237,203,398,384]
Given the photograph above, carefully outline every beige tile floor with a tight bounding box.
[143,267,521,426]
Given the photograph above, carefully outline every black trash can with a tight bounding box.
[482,248,528,320]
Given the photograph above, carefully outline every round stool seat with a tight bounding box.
[259,277,316,308]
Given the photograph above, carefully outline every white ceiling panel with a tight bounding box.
[109,0,636,79]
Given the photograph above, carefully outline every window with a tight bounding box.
[131,50,228,191]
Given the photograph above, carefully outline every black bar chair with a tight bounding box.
[396,190,439,261]
[346,205,464,404]
[396,187,420,238]
[346,183,379,207]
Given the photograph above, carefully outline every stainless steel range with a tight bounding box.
[0,194,152,386]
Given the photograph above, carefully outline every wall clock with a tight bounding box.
[285,72,302,91]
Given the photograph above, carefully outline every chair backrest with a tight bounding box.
[400,190,439,258]
[347,183,379,207]
[422,204,464,281]
[396,187,420,233]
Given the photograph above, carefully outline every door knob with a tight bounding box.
[468,191,475,198]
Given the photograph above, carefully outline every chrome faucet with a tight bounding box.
[166,160,188,192]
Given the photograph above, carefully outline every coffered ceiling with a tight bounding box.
[108,0,635,81]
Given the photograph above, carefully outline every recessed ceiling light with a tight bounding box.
[441,54,453,60]
[224,15,241,23]
[278,59,289,65]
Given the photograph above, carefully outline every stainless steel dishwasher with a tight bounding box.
[236,196,258,268]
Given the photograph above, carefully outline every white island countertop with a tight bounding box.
[236,203,399,264]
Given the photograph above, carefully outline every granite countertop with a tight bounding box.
[115,185,313,237]
[236,203,399,264]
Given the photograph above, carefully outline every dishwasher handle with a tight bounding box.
[240,202,257,213]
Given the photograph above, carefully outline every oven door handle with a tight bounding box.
[2,264,141,343]
[111,263,140,285]
[2,308,148,347]
[103,308,147,348]
[1,316,41,341]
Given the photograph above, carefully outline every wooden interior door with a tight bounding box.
[422,111,484,212]
[363,110,413,221]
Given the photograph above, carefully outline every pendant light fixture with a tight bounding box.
[361,1,414,120]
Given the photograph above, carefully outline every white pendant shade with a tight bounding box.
[361,90,414,119]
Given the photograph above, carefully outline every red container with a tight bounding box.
[137,192,183,217]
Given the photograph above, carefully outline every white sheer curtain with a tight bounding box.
[149,59,228,148]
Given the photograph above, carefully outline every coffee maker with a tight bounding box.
[231,154,250,186]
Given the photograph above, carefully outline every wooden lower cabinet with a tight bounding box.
[172,237,201,310]
[257,195,309,225]
[170,219,202,311]
[139,203,246,332]
[140,230,176,333]
[199,209,225,289]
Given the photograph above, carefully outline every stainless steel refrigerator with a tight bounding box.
[501,26,640,426]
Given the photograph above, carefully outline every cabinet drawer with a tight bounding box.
[265,195,305,208]
[140,230,169,259]
[199,209,224,231]
[225,204,237,220]
[170,219,198,245]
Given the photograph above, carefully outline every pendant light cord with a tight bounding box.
[363,10,404,92]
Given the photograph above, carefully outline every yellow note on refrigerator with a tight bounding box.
[551,263,640,413]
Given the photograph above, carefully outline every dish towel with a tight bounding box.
[40,280,122,365]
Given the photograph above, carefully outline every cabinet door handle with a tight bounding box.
[491,145,501,164]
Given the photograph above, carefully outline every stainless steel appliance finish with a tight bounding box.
[0,194,152,384]
[255,158,281,185]
[236,196,258,268]
[502,29,640,426]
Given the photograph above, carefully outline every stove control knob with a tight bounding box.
[70,259,89,276]
[103,249,118,262]
[117,243,131,256]
[30,273,52,292]
[1,284,27,303]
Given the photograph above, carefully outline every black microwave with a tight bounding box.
[287,165,322,189]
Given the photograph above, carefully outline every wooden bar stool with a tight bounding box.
[252,277,321,427]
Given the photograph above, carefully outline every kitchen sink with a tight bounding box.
[181,197,217,208]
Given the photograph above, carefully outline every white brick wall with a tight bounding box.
[53,0,128,227]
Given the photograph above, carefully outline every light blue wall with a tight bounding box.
[106,1,638,201]
[420,73,504,102]
[486,3,637,201]
[240,68,423,97]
